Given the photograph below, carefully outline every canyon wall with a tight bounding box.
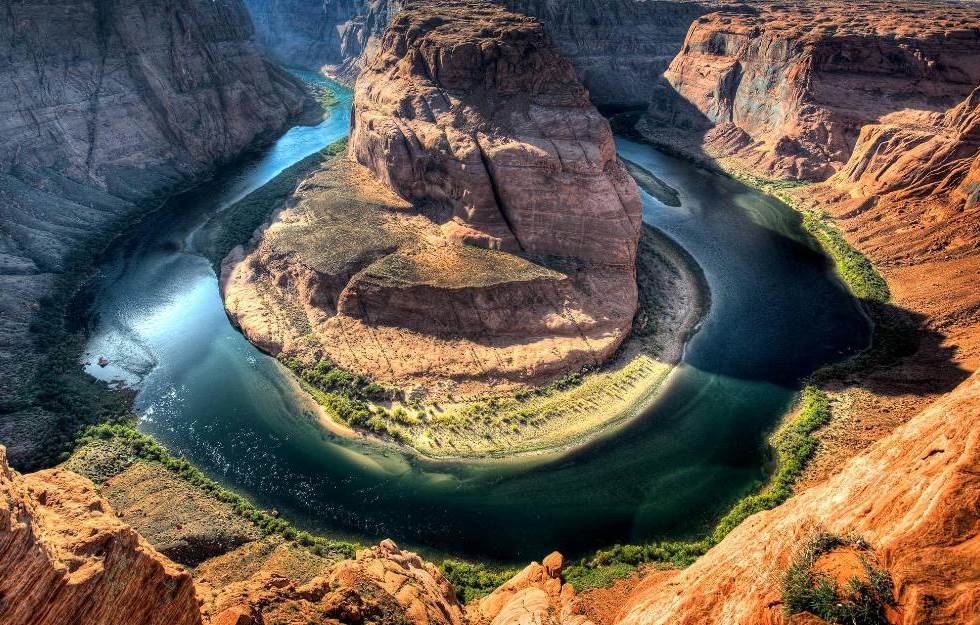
[243,0,709,106]
[0,446,202,625]
[615,368,980,625]
[0,0,315,468]
[639,0,980,180]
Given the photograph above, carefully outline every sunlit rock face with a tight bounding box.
[349,0,642,262]
[0,446,202,625]
[638,0,980,181]
[0,0,315,468]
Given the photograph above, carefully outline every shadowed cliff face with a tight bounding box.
[0,0,315,467]
[242,0,710,107]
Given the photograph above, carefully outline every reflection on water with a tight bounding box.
[79,82,871,562]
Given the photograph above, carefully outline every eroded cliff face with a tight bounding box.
[225,0,645,396]
[0,446,201,625]
[0,0,315,468]
[639,0,980,180]
[244,0,405,81]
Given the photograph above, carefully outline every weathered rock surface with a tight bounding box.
[244,0,405,81]
[470,552,593,625]
[207,539,466,625]
[350,0,642,262]
[223,156,640,396]
[0,446,201,625]
[226,0,645,396]
[615,368,980,625]
[0,0,315,468]
[639,0,980,180]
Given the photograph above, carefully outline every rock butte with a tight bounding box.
[224,0,645,396]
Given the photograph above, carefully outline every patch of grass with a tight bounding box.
[800,210,890,304]
[73,423,360,559]
[440,560,517,604]
[783,533,896,625]
[202,139,348,269]
[563,562,637,592]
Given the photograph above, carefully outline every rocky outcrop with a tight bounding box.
[615,368,980,625]
[0,446,201,625]
[0,0,315,468]
[207,539,466,625]
[470,552,593,625]
[639,0,980,180]
[225,0,645,396]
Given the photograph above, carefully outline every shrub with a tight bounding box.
[782,533,895,625]
[440,560,516,604]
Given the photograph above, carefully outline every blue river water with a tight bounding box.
[81,77,870,562]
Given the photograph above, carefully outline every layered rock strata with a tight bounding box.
[225,0,644,395]
[0,446,201,625]
[0,0,315,467]
[639,0,980,180]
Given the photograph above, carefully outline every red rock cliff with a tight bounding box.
[0,446,201,625]
[640,0,980,180]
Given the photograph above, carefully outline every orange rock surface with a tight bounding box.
[0,446,201,625]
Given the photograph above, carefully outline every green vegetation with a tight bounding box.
[202,139,348,269]
[278,356,407,441]
[74,423,359,559]
[440,560,517,603]
[563,562,637,592]
[564,386,832,591]
[782,533,895,625]
[800,210,890,304]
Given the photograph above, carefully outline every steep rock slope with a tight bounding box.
[498,0,709,108]
[349,0,641,262]
[639,0,980,180]
[615,368,980,625]
[0,0,314,467]
[0,446,201,625]
[225,0,647,396]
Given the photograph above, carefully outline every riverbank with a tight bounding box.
[220,151,708,460]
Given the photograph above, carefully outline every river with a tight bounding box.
[80,77,870,562]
